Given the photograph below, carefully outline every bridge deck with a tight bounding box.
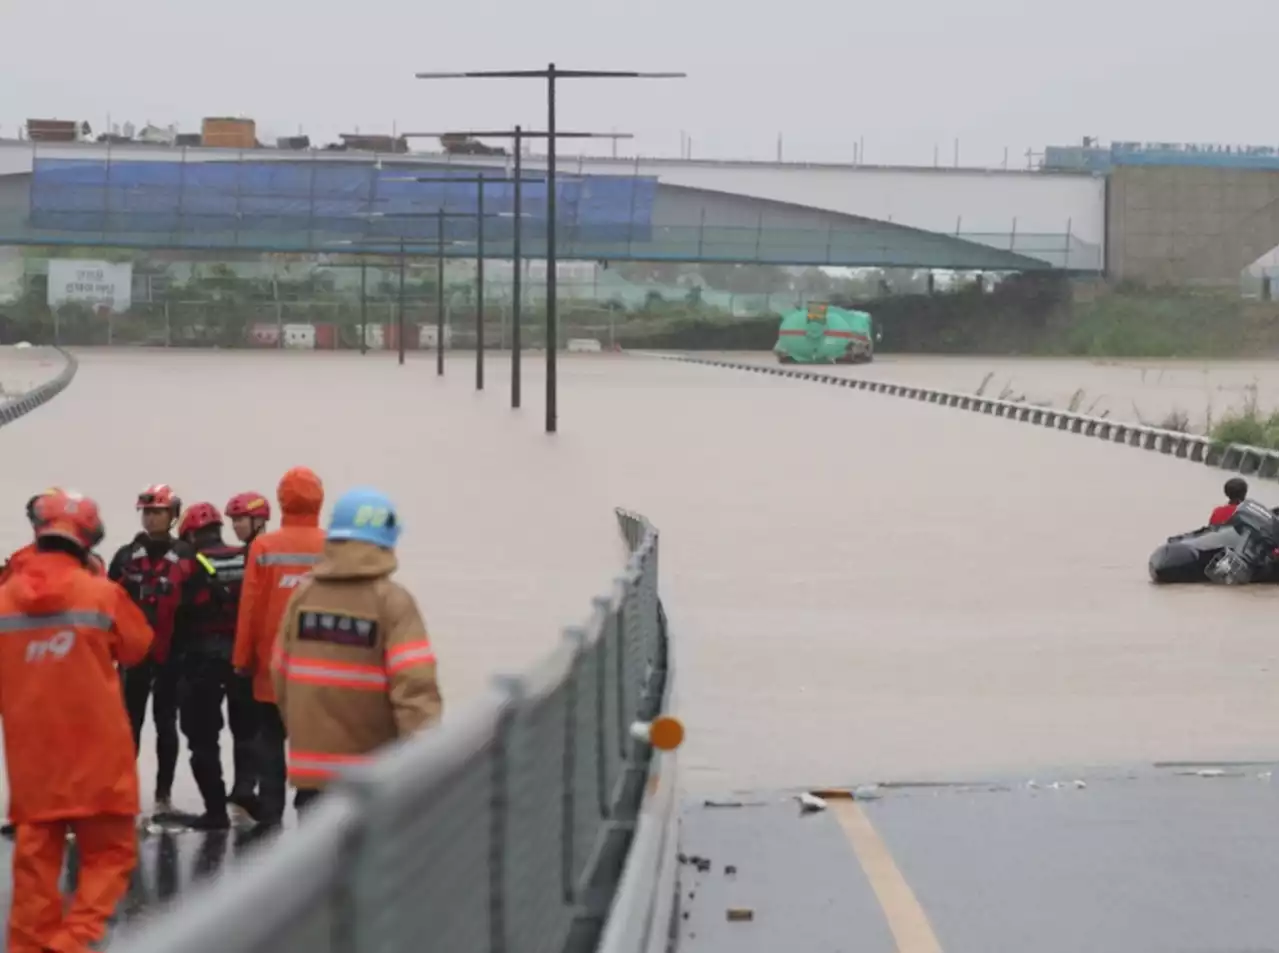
[676,763,1278,953]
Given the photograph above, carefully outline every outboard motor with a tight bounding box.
[1206,499,1280,584]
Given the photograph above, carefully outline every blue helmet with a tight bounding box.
[327,486,402,549]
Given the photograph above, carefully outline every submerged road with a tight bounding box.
[0,345,63,399]
[0,349,1275,947]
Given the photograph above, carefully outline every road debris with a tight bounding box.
[796,792,827,814]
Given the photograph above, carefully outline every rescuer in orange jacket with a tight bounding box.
[0,491,154,953]
[232,466,326,829]
[2,489,109,843]
[0,490,106,587]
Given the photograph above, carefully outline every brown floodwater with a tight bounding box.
[1,349,1275,807]
[0,345,64,398]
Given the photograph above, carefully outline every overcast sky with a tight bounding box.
[1,0,1276,166]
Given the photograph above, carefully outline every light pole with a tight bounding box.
[414,64,685,432]
[402,174,542,392]
[404,128,633,410]
[351,207,503,376]
[359,258,368,355]
[328,232,465,364]
[434,209,445,377]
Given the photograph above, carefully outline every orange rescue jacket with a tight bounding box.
[271,540,443,788]
[0,550,154,823]
[1,543,104,586]
[232,468,326,702]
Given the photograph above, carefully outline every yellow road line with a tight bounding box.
[830,799,944,953]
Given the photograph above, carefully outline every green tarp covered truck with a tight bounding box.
[774,303,875,364]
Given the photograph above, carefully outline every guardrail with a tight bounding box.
[644,353,1279,482]
[0,346,78,428]
[111,508,678,953]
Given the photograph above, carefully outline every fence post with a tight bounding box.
[488,675,523,953]
[562,627,587,903]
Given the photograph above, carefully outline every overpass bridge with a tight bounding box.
[0,140,1098,271]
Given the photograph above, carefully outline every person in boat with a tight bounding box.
[1208,477,1248,526]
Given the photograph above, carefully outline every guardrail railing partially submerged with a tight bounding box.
[644,353,1279,481]
[0,346,78,428]
[112,508,678,953]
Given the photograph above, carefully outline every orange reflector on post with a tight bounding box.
[647,715,685,752]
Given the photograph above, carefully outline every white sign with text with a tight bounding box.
[47,259,133,313]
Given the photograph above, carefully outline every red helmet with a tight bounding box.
[177,502,223,538]
[137,484,181,513]
[33,491,106,551]
[225,492,272,521]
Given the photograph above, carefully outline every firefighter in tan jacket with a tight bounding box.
[270,487,442,814]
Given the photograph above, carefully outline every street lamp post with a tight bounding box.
[405,174,542,392]
[415,64,684,432]
[359,259,368,355]
[397,237,407,365]
[404,128,634,410]
[435,209,446,377]
[328,229,466,367]
[352,206,507,376]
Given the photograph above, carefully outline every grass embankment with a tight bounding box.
[1209,406,1279,450]
[1052,290,1278,359]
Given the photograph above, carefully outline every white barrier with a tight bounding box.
[640,353,1280,482]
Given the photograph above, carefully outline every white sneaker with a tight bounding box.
[153,797,176,817]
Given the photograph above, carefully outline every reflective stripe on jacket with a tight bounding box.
[270,540,443,788]
[232,520,325,703]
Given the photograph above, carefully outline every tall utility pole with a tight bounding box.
[406,173,542,392]
[397,237,407,365]
[404,129,634,409]
[434,209,446,377]
[415,64,685,433]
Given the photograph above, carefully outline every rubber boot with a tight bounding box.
[190,751,230,831]
[228,791,262,825]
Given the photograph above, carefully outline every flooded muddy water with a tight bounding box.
[0,345,63,399]
[1,349,1275,807]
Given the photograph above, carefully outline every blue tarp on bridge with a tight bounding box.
[29,158,657,243]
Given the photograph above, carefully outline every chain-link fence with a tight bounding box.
[110,508,674,953]
[0,250,793,351]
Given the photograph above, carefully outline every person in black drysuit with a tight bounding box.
[173,502,261,829]
[109,485,187,817]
